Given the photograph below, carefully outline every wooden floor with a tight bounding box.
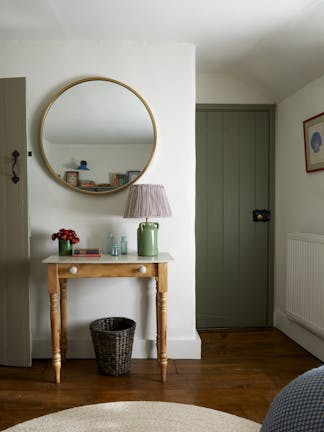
[0,329,322,430]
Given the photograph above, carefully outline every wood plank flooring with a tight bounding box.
[0,329,322,430]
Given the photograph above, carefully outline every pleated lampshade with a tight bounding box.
[124,184,171,219]
[124,184,171,256]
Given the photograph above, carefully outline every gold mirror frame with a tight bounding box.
[39,76,157,195]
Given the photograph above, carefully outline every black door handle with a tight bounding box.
[11,150,20,184]
[253,209,270,222]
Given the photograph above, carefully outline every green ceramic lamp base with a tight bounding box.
[137,221,159,256]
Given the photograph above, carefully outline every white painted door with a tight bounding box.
[0,77,31,366]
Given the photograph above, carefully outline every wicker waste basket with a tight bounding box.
[89,317,136,376]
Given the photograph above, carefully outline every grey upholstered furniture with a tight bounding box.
[261,365,324,431]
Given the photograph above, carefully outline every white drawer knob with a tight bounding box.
[69,266,78,274]
[138,265,147,274]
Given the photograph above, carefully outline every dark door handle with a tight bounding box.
[253,209,270,222]
[11,150,20,184]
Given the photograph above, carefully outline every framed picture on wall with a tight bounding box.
[65,171,79,186]
[303,112,324,172]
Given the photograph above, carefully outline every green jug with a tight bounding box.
[137,222,159,256]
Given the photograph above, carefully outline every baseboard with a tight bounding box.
[274,310,324,362]
[32,331,201,360]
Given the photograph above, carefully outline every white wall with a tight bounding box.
[196,72,273,104]
[275,73,324,361]
[44,141,150,183]
[0,40,200,359]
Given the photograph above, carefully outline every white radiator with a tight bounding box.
[287,232,324,339]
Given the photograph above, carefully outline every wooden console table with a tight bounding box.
[42,253,173,384]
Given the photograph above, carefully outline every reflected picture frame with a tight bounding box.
[303,112,324,173]
[127,170,141,182]
[65,171,79,186]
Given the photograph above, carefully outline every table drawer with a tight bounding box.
[58,263,157,278]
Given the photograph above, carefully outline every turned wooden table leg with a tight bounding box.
[48,264,61,384]
[155,283,160,360]
[59,279,67,363]
[156,263,168,383]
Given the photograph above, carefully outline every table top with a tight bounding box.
[42,252,173,264]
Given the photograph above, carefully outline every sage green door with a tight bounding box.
[0,77,31,366]
[196,105,274,328]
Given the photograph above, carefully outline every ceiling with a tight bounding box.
[2,0,324,101]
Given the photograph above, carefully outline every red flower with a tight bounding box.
[51,228,80,244]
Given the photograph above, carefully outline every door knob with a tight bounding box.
[253,209,270,222]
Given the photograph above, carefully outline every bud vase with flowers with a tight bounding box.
[52,228,80,256]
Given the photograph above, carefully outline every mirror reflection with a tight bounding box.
[40,77,156,194]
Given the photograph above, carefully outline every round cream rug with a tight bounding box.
[3,401,261,432]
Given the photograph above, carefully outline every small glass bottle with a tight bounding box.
[107,232,114,255]
[111,242,119,256]
[120,235,128,255]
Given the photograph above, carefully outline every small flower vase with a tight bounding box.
[58,239,73,256]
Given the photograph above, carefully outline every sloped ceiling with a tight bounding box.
[1,0,324,101]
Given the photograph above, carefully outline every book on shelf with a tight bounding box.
[73,248,102,257]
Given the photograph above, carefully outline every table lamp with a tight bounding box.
[124,184,172,256]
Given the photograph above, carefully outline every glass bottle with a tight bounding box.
[107,232,114,255]
[111,242,119,256]
[121,235,128,255]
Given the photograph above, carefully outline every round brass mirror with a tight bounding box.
[39,77,156,195]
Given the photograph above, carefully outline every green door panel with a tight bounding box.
[196,106,274,328]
